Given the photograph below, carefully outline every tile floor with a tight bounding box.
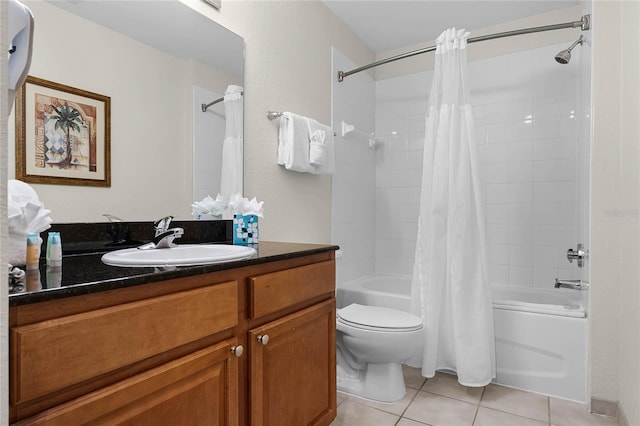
[331,367,619,426]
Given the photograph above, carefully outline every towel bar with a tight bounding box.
[267,111,337,136]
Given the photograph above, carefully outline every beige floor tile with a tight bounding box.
[474,406,549,426]
[397,418,431,426]
[550,398,618,426]
[337,391,348,406]
[331,399,400,426]
[404,391,478,426]
[347,387,419,416]
[422,371,484,404]
[403,364,427,390]
[480,384,549,422]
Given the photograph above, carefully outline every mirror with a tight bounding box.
[11,0,244,221]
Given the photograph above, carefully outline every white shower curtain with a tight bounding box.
[410,28,495,386]
[220,85,244,196]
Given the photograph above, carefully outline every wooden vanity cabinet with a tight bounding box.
[9,250,337,426]
[249,300,336,426]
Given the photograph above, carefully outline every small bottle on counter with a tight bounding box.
[46,232,62,268]
[25,233,41,270]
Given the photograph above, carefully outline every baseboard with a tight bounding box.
[590,397,629,425]
[617,403,629,426]
[591,397,618,417]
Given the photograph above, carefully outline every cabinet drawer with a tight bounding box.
[16,340,239,426]
[11,281,238,404]
[250,260,335,319]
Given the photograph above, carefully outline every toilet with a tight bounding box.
[336,303,424,403]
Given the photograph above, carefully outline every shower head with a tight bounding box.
[555,35,584,64]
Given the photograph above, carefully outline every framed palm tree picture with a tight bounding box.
[15,76,111,187]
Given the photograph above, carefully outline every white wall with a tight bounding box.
[590,1,640,424]
[181,0,374,244]
[331,48,376,285]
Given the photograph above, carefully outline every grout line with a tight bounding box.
[548,396,552,425]
[398,384,422,419]
[471,386,486,426]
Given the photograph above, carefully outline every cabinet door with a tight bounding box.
[249,299,336,426]
[16,340,240,426]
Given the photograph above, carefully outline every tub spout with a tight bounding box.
[554,279,588,290]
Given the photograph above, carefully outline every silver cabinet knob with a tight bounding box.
[257,335,270,345]
[231,345,244,357]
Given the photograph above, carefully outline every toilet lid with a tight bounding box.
[337,303,423,331]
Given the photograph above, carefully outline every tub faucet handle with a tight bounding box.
[566,243,588,268]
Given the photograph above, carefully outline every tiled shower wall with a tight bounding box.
[332,41,588,289]
[374,42,584,288]
[331,48,377,286]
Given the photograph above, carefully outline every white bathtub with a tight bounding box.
[337,274,587,402]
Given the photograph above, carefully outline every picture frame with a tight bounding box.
[15,76,111,187]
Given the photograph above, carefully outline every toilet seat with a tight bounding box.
[337,303,423,332]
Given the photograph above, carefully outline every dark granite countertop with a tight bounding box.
[9,241,338,307]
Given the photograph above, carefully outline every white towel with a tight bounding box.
[277,112,314,173]
[306,117,335,175]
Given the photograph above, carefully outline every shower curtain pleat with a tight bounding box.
[410,28,495,386]
[220,85,244,196]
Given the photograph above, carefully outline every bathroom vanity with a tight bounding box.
[8,241,338,425]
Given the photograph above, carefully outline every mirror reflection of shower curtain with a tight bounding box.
[410,28,495,386]
[220,85,243,196]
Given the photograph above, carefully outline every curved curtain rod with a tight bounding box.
[338,14,590,82]
[201,91,244,112]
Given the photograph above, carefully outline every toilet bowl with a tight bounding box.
[336,303,423,403]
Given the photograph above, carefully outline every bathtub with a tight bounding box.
[337,274,587,402]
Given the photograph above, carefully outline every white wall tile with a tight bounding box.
[509,183,533,204]
[486,184,509,204]
[533,224,559,246]
[508,121,533,142]
[488,244,509,265]
[509,224,533,246]
[509,141,532,162]
[487,143,509,163]
[509,266,534,286]
[533,182,559,204]
[533,160,559,182]
[487,204,509,224]
[485,163,509,184]
[533,138,558,161]
[509,245,533,267]
[533,116,559,139]
[487,224,509,245]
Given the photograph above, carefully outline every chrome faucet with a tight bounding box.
[554,279,589,290]
[138,216,184,250]
[154,215,174,236]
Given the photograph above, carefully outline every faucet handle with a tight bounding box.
[154,216,174,235]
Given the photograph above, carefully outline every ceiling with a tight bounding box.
[322,1,579,53]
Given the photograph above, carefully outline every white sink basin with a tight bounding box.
[101,244,257,267]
